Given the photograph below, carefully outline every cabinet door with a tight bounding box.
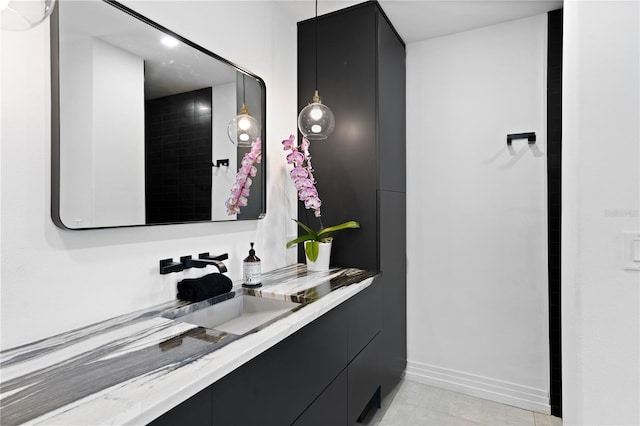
[348,334,382,424]
[148,386,212,426]
[297,4,378,271]
[377,10,406,194]
[210,302,348,426]
[293,370,348,426]
[379,190,407,398]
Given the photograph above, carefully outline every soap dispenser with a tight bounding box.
[242,242,262,288]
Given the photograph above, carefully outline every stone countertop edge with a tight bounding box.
[22,270,376,425]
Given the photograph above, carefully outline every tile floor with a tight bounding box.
[362,380,563,426]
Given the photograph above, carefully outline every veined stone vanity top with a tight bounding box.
[0,265,377,426]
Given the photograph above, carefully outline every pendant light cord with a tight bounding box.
[314,0,319,92]
[242,74,246,106]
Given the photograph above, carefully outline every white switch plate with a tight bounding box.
[623,232,640,271]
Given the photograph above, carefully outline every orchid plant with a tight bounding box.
[226,138,262,216]
[282,134,360,261]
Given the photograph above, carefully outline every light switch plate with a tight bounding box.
[623,232,640,271]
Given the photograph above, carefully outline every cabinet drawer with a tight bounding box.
[293,369,347,426]
[148,386,212,426]
[347,277,382,361]
[210,302,348,426]
[348,333,382,425]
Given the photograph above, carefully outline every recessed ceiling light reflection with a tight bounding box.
[161,36,179,48]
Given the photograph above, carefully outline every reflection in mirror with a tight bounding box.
[51,0,266,230]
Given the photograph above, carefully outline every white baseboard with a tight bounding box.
[404,360,551,414]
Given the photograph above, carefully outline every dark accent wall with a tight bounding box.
[547,8,563,418]
[145,87,213,224]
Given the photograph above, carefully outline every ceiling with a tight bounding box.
[60,1,237,100]
[274,0,563,44]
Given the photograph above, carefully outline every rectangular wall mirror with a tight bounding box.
[51,0,266,230]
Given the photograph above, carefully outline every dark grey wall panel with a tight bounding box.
[236,75,265,220]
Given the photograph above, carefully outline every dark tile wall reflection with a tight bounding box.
[145,87,212,224]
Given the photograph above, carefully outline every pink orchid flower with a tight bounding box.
[283,135,321,218]
[226,138,262,215]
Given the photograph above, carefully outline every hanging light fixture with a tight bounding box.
[228,73,260,147]
[0,0,56,31]
[297,0,335,140]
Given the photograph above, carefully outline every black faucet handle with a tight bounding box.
[180,255,203,268]
[198,252,229,261]
[160,258,184,275]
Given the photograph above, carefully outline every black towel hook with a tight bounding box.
[507,132,536,145]
[212,159,229,168]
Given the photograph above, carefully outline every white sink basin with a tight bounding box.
[168,295,301,335]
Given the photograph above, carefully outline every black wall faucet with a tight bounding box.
[159,258,185,275]
[180,253,228,273]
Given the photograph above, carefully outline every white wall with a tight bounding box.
[211,82,237,221]
[91,38,145,227]
[59,35,145,228]
[58,32,94,227]
[0,1,298,350]
[406,15,550,412]
[562,1,640,424]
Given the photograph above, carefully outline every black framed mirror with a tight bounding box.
[51,0,266,230]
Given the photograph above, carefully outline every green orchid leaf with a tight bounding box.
[287,219,359,250]
[305,240,319,262]
[317,220,360,240]
[286,234,318,248]
[293,219,318,239]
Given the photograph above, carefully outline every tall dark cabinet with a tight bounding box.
[298,1,407,400]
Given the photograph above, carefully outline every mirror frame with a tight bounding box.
[50,0,267,230]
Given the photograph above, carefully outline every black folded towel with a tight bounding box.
[177,273,232,302]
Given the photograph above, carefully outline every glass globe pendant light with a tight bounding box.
[0,0,56,31]
[228,74,260,147]
[298,90,334,140]
[228,103,260,147]
[297,0,335,140]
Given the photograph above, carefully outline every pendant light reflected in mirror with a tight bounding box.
[297,0,335,140]
[228,74,260,147]
[0,0,55,31]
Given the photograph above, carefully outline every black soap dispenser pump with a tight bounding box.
[242,242,262,288]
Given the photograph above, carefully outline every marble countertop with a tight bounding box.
[0,265,377,425]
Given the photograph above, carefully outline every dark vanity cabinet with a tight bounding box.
[149,277,383,426]
[298,0,407,401]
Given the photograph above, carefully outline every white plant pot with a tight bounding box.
[305,240,332,272]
